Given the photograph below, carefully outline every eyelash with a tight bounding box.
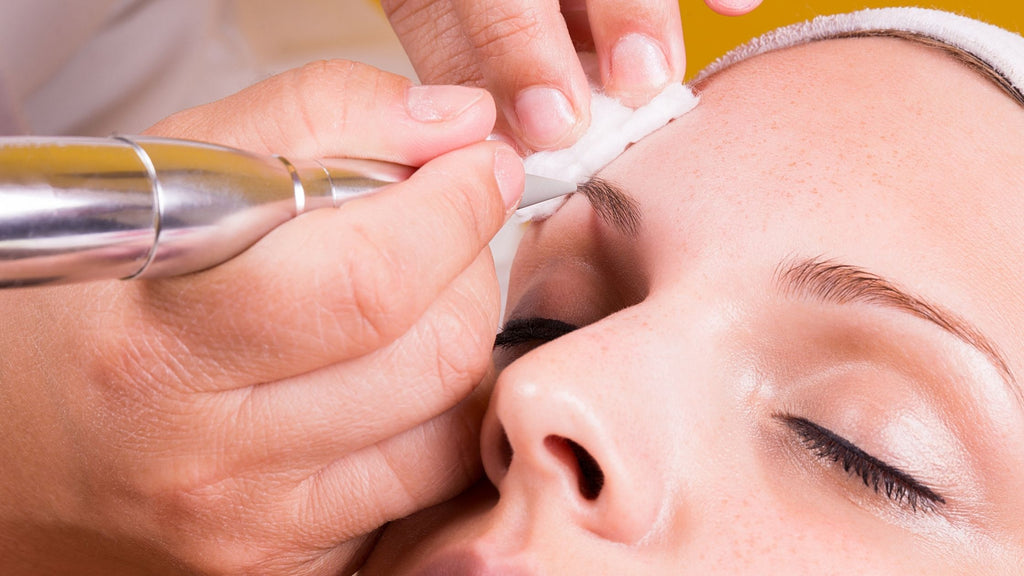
[780,415,946,513]
[494,317,579,350]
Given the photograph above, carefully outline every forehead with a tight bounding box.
[598,36,1024,263]
[592,36,1024,369]
[609,37,1023,210]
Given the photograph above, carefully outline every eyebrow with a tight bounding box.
[575,177,643,236]
[775,257,1022,406]
[564,181,1020,402]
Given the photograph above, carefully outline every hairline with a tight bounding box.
[695,30,1024,109]
[836,29,1024,107]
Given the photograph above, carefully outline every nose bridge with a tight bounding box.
[484,334,672,545]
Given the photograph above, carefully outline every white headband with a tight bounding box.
[698,7,1024,100]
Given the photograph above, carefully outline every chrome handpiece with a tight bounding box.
[0,136,576,288]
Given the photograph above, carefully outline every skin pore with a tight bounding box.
[359,36,1024,574]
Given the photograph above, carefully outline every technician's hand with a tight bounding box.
[384,0,761,152]
[0,61,517,575]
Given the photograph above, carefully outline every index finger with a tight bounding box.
[451,0,593,152]
[146,59,496,166]
[584,0,686,106]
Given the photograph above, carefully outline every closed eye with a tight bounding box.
[779,415,946,513]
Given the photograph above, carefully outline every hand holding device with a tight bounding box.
[0,60,514,576]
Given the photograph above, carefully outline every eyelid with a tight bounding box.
[777,414,946,514]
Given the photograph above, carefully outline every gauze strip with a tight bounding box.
[518,82,699,219]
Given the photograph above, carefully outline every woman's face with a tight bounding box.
[361,37,1024,574]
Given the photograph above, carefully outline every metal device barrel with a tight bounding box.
[0,136,414,287]
[0,137,156,286]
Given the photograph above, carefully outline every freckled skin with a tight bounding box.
[360,37,1024,575]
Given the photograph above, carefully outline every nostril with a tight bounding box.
[544,435,605,501]
[568,439,605,501]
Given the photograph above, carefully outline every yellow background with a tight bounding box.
[681,1,1023,78]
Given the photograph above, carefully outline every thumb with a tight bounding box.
[145,59,496,165]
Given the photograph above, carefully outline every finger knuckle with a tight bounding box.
[301,463,385,539]
[423,288,498,403]
[382,0,444,32]
[438,188,490,248]
[89,313,195,403]
[282,59,399,155]
[383,2,486,87]
[431,162,503,245]
[186,538,288,576]
[334,222,413,349]
[182,537,259,575]
[151,476,287,575]
[284,60,355,153]
[463,4,545,58]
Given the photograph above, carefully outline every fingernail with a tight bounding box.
[611,33,670,93]
[711,0,762,16]
[407,85,485,122]
[493,146,524,211]
[513,86,577,149]
[486,130,526,156]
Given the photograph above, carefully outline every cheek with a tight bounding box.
[648,504,950,575]
[683,501,946,574]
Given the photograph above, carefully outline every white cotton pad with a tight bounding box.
[517,82,699,220]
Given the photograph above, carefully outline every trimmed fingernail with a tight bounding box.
[711,0,763,16]
[407,85,485,122]
[486,130,526,156]
[514,86,577,149]
[493,146,524,211]
[611,33,670,93]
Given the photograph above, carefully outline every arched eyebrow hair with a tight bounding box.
[774,257,1022,407]
[575,177,642,237]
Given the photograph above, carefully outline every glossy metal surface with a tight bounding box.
[0,135,570,287]
[0,137,156,286]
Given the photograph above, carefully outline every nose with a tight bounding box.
[481,360,668,545]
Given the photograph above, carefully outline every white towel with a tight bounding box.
[518,82,699,219]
